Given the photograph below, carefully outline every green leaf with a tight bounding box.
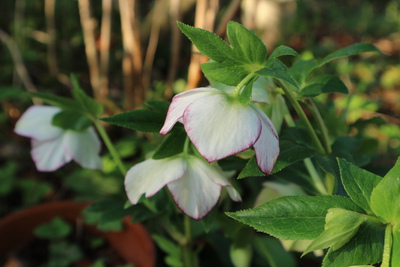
[179,21,266,86]
[303,208,367,255]
[238,140,316,179]
[300,75,348,97]
[338,158,382,214]
[370,157,400,223]
[100,109,166,132]
[227,21,267,65]
[254,236,296,267]
[152,128,187,159]
[28,92,80,110]
[0,87,30,100]
[227,195,363,240]
[322,222,384,267]
[153,235,183,267]
[288,58,319,86]
[318,43,381,67]
[238,77,256,106]
[178,21,236,63]
[34,217,72,239]
[71,74,103,117]
[201,61,250,86]
[256,59,298,89]
[145,100,170,115]
[52,109,93,131]
[268,45,299,60]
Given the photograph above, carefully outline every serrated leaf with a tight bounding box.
[34,217,72,239]
[71,75,103,117]
[338,158,382,214]
[300,75,348,97]
[100,109,166,132]
[268,45,299,60]
[52,109,93,131]
[227,195,363,240]
[179,21,266,86]
[145,100,170,114]
[152,129,187,159]
[322,222,384,267]
[256,59,298,89]
[318,43,381,67]
[178,21,236,63]
[303,208,367,255]
[238,140,316,179]
[370,158,400,223]
[202,61,250,86]
[227,21,267,65]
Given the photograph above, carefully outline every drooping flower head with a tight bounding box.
[160,87,279,174]
[125,154,241,220]
[14,105,102,172]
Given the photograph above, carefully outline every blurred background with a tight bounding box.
[0,0,399,266]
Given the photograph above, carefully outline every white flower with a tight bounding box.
[160,87,279,174]
[125,154,241,220]
[14,105,102,172]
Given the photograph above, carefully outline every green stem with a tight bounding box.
[382,223,393,267]
[94,120,127,175]
[275,79,325,155]
[182,216,196,267]
[233,72,256,96]
[282,99,328,195]
[306,99,332,154]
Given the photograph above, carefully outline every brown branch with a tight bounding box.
[99,0,112,99]
[78,0,102,100]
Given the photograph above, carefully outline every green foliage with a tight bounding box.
[153,235,183,267]
[70,74,104,117]
[34,217,72,239]
[153,128,187,159]
[100,101,169,132]
[52,109,93,131]
[227,195,362,240]
[238,140,316,178]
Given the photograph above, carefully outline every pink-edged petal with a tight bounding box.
[183,93,262,162]
[226,186,242,202]
[14,106,63,141]
[251,104,280,175]
[125,157,186,204]
[31,138,73,172]
[63,127,102,170]
[160,88,219,134]
[167,157,222,220]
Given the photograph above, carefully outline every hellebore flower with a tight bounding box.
[160,87,279,174]
[14,105,102,172]
[125,154,241,220]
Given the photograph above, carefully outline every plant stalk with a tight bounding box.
[233,72,256,96]
[382,223,393,267]
[182,215,196,267]
[275,79,325,155]
[306,99,332,154]
[94,120,127,175]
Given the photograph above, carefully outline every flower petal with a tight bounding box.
[252,77,271,104]
[183,93,262,162]
[251,105,280,174]
[63,127,102,170]
[160,88,218,134]
[31,138,73,172]
[125,157,186,204]
[167,157,222,220]
[14,106,63,141]
[226,186,242,202]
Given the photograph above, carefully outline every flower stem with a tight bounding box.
[382,223,393,267]
[275,79,326,155]
[233,72,256,96]
[94,120,127,175]
[282,98,328,195]
[182,215,196,267]
[306,99,332,154]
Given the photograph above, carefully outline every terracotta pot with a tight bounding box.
[0,201,155,267]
